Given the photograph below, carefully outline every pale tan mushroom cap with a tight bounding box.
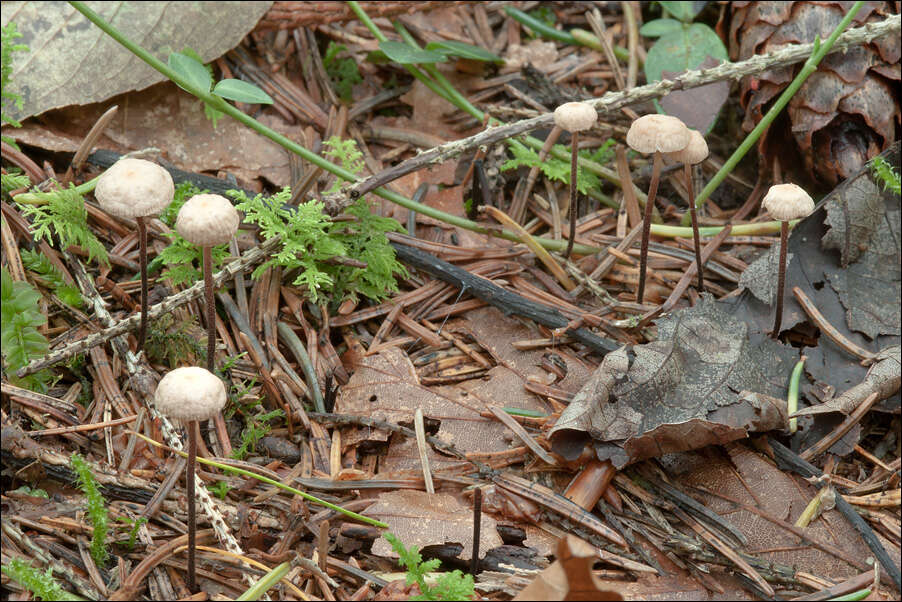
[176,194,240,246]
[626,114,690,154]
[763,183,815,221]
[154,366,227,422]
[666,129,708,165]
[94,158,174,219]
[553,102,597,133]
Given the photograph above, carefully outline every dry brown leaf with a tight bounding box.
[512,535,623,601]
[369,490,501,561]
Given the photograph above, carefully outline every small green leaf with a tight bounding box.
[168,52,213,93]
[639,18,684,38]
[424,40,503,63]
[378,40,447,64]
[213,79,274,104]
[660,1,702,22]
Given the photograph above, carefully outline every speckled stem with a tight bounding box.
[203,247,215,372]
[136,216,148,352]
[772,221,789,338]
[565,131,579,259]
[637,152,663,305]
[685,163,705,293]
[187,420,197,592]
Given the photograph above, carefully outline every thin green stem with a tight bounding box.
[685,0,865,225]
[13,175,99,205]
[787,356,806,434]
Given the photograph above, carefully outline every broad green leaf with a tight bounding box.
[644,23,727,83]
[660,1,702,22]
[378,40,447,65]
[640,18,684,38]
[168,52,213,93]
[213,79,273,104]
[424,40,503,63]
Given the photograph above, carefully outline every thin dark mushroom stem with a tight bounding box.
[564,131,579,259]
[186,419,197,593]
[203,246,215,372]
[136,216,149,351]
[685,163,705,293]
[772,220,789,338]
[637,151,663,304]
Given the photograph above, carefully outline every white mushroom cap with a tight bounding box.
[666,129,708,165]
[176,194,240,246]
[94,158,174,219]
[762,183,815,221]
[553,102,597,133]
[154,366,227,422]
[626,114,691,154]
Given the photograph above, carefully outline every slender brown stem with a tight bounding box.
[685,163,705,293]
[772,221,789,338]
[564,131,579,259]
[637,152,663,304]
[471,487,482,576]
[203,247,215,372]
[187,420,197,593]
[136,216,148,352]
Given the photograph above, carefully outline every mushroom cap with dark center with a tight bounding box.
[626,114,691,154]
[762,183,815,221]
[553,102,598,133]
[154,366,227,422]
[176,194,240,247]
[95,158,174,219]
[666,129,708,165]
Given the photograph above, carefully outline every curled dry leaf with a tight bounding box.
[512,535,623,601]
[549,296,797,468]
[729,1,900,186]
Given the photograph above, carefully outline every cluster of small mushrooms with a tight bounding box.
[554,102,814,336]
[88,108,815,590]
[95,158,239,592]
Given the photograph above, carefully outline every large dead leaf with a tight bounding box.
[549,296,797,468]
[677,442,901,584]
[2,1,272,121]
[8,82,290,187]
[369,490,501,561]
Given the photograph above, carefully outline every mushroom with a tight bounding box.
[626,114,690,304]
[553,101,598,258]
[94,158,174,352]
[154,366,227,593]
[762,183,814,338]
[666,129,709,292]
[175,194,240,372]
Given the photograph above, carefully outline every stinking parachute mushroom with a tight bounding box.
[762,183,814,338]
[175,194,240,372]
[94,158,174,352]
[626,114,690,304]
[154,366,227,593]
[553,101,598,259]
[666,129,709,292]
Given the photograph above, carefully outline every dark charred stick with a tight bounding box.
[390,242,618,356]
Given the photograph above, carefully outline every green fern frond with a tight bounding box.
[16,186,109,266]
[1,267,52,391]
[20,249,84,308]
[1,559,83,601]
[2,22,29,149]
[69,453,109,568]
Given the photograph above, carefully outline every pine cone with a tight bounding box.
[729,1,900,187]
